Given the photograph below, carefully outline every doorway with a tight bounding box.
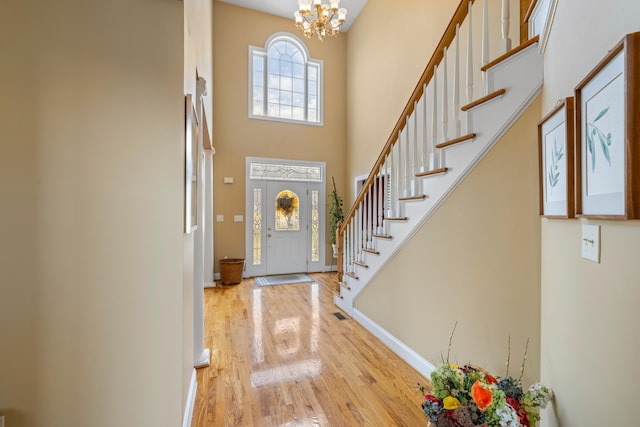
[245,157,326,277]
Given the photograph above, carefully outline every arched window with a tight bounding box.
[249,33,323,125]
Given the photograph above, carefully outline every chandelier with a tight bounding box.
[294,0,347,41]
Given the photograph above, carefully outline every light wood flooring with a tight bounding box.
[192,272,430,426]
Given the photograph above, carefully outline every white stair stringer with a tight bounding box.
[335,42,543,321]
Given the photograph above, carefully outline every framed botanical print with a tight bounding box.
[538,97,575,218]
[575,32,640,219]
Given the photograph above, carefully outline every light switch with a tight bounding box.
[581,224,600,263]
[234,215,243,222]
[216,215,224,222]
[223,177,234,184]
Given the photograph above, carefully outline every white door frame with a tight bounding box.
[245,157,326,278]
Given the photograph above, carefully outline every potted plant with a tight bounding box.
[329,176,344,258]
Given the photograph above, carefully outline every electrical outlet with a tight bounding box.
[581,224,600,263]
[234,215,243,222]
[216,215,224,222]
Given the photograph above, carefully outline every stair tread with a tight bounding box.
[399,194,427,201]
[337,280,351,290]
[416,167,448,178]
[461,89,506,112]
[372,234,392,240]
[481,35,540,72]
[332,289,343,299]
[354,260,369,268]
[385,217,408,221]
[345,271,359,280]
[362,248,380,255]
[436,133,476,149]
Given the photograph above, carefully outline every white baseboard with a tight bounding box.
[324,265,338,272]
[213,273,220,281]
[195,348,210,368]
[182,369,198,427]
[352,308,436,379]
[204,282,216,288]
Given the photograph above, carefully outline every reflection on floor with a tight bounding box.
[192,272,430,426]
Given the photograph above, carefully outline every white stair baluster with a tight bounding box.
[421,84,429,173]
[378,165,383,233]
[466,0,474,104]
[404,118,411,196]
[453,24,461,138]
[413,102,421,194]
[431,64,438,170]
[389,143,396,218]
[482,0,489,94]
[367,183,373,247]
[501,0,512,53]
[442,47,449,143]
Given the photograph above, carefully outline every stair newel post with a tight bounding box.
[431,64,439,170]
[482,0,490,95]
[421,83,429,173]
[336,220,343,281]
[501,0,512,53]
[453,23,461,138]
[466,0,474,104]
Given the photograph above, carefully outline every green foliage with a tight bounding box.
[329,176,344,245]
[587,106,612,172]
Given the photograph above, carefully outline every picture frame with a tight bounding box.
[185,94,199,233]
[575,32,640,219]
[538,97,575,218]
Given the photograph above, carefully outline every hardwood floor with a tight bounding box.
[192,272,431,426]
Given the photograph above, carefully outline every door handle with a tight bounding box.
[268,233,272,238]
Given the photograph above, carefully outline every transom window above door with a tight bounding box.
[249,32,323,126]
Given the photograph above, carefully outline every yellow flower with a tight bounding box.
[443,396,461,410]
[449,364,459,370]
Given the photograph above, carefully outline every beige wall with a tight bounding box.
[212,1,347,271]
[539,1,640,426]
[0,2,37,425]
[0,0,186,426]
[356,96,542,385]
[346,0,457,201]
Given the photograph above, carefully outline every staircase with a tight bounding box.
[334,0,543,321]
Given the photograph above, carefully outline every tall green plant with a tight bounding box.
[329,176,344,246]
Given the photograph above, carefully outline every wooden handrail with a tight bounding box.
[338,0,476,239]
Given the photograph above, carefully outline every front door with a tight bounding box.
[265,181,308,275]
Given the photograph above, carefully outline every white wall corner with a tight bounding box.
[528,0,558,55]
[182,369,198,427]
[213,272,220,281]
[352,308,436,379]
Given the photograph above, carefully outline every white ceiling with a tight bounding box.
[217,0,368,32]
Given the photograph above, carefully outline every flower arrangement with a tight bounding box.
[418,326,553,427]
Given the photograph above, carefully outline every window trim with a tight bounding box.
[248,32,324,126]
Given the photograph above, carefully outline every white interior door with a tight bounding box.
[265,181,308,275]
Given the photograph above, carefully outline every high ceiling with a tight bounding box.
[217,0,368,31]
